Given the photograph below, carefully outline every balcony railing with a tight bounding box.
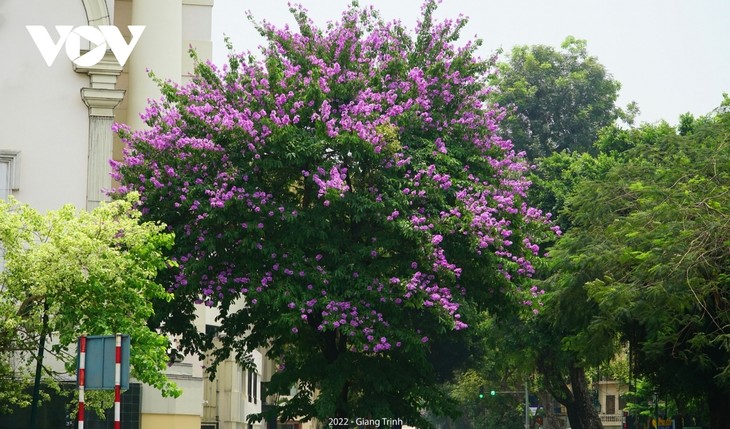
[599,414,622,423]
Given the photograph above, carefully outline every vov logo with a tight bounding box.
[26,25,145,67]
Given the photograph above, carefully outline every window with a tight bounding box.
[253,371,258,404]
[606,394,616,414]
[247,370,253,402]
[248,369,258,404]
[0,151,20,200]
[619,395,627,411]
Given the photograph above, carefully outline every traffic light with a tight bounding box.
[490,390,496,396]
[479,387,485,399]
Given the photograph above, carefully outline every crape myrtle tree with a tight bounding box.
[112,1,555,425]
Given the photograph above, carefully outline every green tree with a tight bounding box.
[523,120,681,429]
[481,36,629,427]
[112,2,554,426]
[552,113,730,428]
[491,36,628,159]
[518,146,618,429]
[0,194,180,413]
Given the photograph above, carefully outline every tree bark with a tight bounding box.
[333,381,350,429]
[28,300,49,429]
[539,360,603,429]
[323,329,350,429]
[708,387,730,429]
[565,365,603,429]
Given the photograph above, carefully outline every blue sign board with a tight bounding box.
[77,335,130,390]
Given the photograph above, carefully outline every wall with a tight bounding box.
[142,413,201,429]
[0,0,92,211]
[113,1,215,426]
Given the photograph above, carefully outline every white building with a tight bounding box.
[0,1,273,428]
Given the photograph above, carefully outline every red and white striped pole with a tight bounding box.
[114,333,122,429]
[78,335,86,429]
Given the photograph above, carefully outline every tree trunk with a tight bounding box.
[566,365,603,429]
[673,394,686,429]
[332,382,350,429]
[324,329,350,429]
[539,360,603,429]
[29,300,49,429]
[708,388,730,429]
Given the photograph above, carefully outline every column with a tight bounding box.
[74,51,125,210]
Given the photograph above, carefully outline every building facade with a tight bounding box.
[0,1,276,428]
[595,379,628,429]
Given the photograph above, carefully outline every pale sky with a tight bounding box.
[211,0,730,126]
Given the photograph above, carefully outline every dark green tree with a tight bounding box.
[491,36,629,159]
[523,121,680,429]
[552,113,730,428]
[483,36,628,428]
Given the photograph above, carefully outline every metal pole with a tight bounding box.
[78,335,87,429]
[114,333,122,429]
[524,381,529,429]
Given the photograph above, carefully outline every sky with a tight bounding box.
[211,0,730,126]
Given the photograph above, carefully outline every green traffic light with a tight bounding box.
[479,387,484,399]
[490,390,496,396]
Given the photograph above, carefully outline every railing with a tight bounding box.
[599,414,622,423]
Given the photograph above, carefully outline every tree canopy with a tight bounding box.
[0,194,179,413]
[491,37,628,159]
[548,113,730,428]
[112,1,554,425]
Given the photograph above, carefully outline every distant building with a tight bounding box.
[596,379,629,429]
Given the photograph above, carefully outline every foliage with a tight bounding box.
[550,113,730,423]
[528,150,620,231]
[533,124,674,368]
[590,351,630,385]
[445,313,529,429]
[0,194,180,413]
[112,1,554,425]
[491,36,627,159]
[520,114,694,429]
[484,36,638,429]
[446,367,524,429]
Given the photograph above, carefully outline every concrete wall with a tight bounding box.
[118,0,213,130]
[201,334,265,429]
[0,0,91,211]
[598,380,628,428]
[142,413,201,429]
